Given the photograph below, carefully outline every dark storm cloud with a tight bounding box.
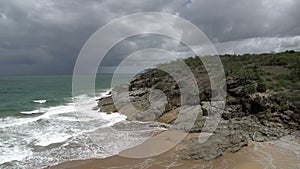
[0,0,112,74]
[0,0,299,74]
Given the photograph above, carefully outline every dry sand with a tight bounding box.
[49,131,300,169]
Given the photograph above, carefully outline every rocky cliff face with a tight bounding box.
[97,52,300,160]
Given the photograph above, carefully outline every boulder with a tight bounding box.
[180,126,248,161]
[98,96,117,113]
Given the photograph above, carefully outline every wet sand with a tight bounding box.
[49,132,300,169]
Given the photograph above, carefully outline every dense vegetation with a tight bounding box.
[134,51,300,129]
[99,51,300,161]
[220,51,300,110]
[101,51,300,130]
[149,50,300,108]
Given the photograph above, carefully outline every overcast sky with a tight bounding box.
[0,0,300,75]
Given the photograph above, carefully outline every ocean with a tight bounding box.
[0,75,162,168]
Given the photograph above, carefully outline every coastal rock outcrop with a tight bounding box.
[97,53,300,161]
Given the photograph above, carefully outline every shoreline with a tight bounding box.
[49,131,300,169]
[53,52,300,168]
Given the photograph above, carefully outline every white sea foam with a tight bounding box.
[35,134,73,147]
[20,110,46,115]
[33,100,47,104]
[0,90,162,168]
[100,89,112,97]
[2,105,76,128]
[0,146,33,165]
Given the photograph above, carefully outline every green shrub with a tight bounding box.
[237,69,259,85]
[272,56,289,66]
[261,55,289,66]
[273,86,283,92]
[243,83,256,94]
[271,104,280,112]
[155,82,167,91]
[285,50,295,54]
[289,83,300,90]
[290,68,300,81]
[153,69,168,78]
[280,103,289,111]
[266,78,272,82]
[257,80,267,92]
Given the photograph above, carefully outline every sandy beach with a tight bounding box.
[49,131,300,169]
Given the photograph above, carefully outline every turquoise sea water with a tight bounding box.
[1,75,69,118]
[0,75,112,117]
[0,74,161,168]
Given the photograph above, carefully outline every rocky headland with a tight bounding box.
[97,51,300,161]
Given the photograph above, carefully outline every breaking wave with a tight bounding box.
[0,90,163,168]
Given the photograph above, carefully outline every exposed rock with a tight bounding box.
[156,107,180,124]
[180,126,248,161]
[200,102,210,116]
[172,106,202,131]
[129,89,148,97]
[228,86,244,97]
[226,95,240,105]
[226,77,239,89]
[96,54,300,161]
[98,97,117,113]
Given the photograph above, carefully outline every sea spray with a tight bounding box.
[0,91,164,168]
